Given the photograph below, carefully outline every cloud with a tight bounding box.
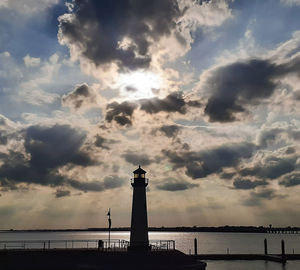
[279,172,300,187]
[140,92,187,114]
[203,57,300,122]
[0,124,97,191]
[239,156,297,180]
[0,131,8,145]
[294,90,300,100]
[62,83,97,111]
[68,175,125,192]
[159,124,181,138]
[156,179,198,191]
[122,151,153,166]
[58,0,182,71]
[280,0,300,6]
[233,178,268,190]
[105,101,138,126]
[24,124,93,169]
[257,126,300,148]
[219,172,236,180]
[163,142,256,179]
[94,135,118,150]
[23,54,40,67]
[243,188,286,207]
[55,189,71,198]
[104,92,201,126]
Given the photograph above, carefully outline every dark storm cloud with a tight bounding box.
[233,178,268,190]
[279,172,300,187]
[105,101,138,126]
[68,175,125,192]
[55,189,71,198]
[204,57,300,122]
[156,179,198,191]
[239,156,296,180]
[62,83,95,110]
[58,0,182,70]
[0,124,98,192]
[159,125,181,138]
[122,151,153,166]
[105,92,201,126]
[140,92,187,114]
[25,124,94,169]
[163,142,256,179]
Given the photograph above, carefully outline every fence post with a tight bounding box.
[264,238,268,255]
[281,239,286,264]
[194,238,198,255]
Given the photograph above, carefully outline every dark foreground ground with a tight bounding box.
[0,249,206,270]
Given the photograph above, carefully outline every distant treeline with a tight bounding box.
[3,226,300,233]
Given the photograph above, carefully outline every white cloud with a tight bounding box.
[0,0,59,14]
[280,0,300,6]
[24,55,41,67]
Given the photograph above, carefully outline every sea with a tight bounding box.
[1,231,300,269]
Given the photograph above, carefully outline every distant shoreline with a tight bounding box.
[1,226,300,233]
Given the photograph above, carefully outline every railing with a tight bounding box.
[0,239,175,251]
[150,240,175,251]
[0,239,130,251]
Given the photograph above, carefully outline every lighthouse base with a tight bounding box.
[128,243,151,252]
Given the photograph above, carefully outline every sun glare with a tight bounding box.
[117,71,162,99]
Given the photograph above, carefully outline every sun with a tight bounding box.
[117,71,162,99]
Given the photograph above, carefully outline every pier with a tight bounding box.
[0,242,206,270]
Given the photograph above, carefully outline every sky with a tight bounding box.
[0,0,300,229]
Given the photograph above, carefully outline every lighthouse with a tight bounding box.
[129,165,150,251]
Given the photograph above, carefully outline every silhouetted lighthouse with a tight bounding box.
[129,165,149,251]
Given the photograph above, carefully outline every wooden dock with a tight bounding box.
[193,254,299,263]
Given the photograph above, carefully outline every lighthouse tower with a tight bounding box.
[129,165,150,251]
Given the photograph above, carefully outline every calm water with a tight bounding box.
[1,231,300,269]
